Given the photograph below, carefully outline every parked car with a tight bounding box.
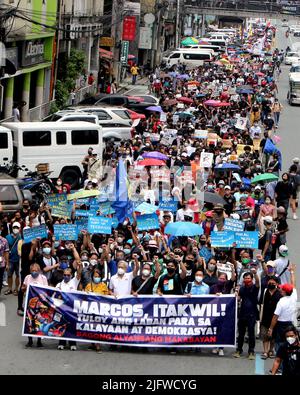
[126,94,159,105]
[95,95,154,114]
[285,51,300,65]
[0,174,32,214]
[42,111,99,124]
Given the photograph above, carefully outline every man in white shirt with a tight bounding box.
[176,201,194,222]
[109,259,139,297]
[250,122,262,140]
[274,245,291,285]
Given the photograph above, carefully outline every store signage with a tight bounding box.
[120,41,129,64]
[22,40,45,67]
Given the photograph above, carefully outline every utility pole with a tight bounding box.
[112,0,124,85]
[175,0,181,48]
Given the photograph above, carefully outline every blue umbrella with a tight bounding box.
[196,93,206,98]
[146,105,163,113]
[215,163,240,170]
[168,71,177,77]
[142,151,168,160]
[165,221,203,236]
[237,89,253,94]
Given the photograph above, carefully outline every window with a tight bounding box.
[183,53,211,60]
[101,123,129,128]
[98,97,111,104]
[0,185,18,204]
[110,97,125,105]
[23,131,51,146]
[71,130,98,145]
[63,117,96,123]
[170,53,180,59]
[112,110,131,119]
[91,110,112,120]
[0,133,8,149]
[56,131,66,145]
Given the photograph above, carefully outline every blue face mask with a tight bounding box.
[63,275,71,283]
[93,277,101,284]
[31,272,39,279]
[124,248,131,255]
[60,262,69,270]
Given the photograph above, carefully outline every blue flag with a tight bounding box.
[111,159,133,224]
[263,138,282,170]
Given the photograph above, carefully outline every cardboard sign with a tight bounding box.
[51,201,72,219]
[222,139,233,148]
[217,262,233,280]
[23,225,48,243]
[136,214,160,231]
[200,152,214,168]
[87,216,112,235]
[224,218,245,232]
[54,225,78,241]
[194,129,208,139]
[235,231,258,249]
[211,231,235,248]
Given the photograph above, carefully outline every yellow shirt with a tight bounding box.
[131,66,138,75]
[85,282,109,295]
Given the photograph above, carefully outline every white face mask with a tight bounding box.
[90,259,98,266]
[43,247,51,255]
[118,268,125,276]
[195,276,203,283]
[286,337,296,345]
[117,237,124,244]
[142,269,150,277]
[57,181,62,186]
[13,228,19,235]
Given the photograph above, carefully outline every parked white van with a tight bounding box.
[180,44,225,54]
[163,49,213,67]
[0,122,103,187]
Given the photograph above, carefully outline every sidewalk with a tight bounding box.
[117,75,150,94]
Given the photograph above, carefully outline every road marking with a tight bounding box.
[255,353,265,375]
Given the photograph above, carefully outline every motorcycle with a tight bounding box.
[2,161,58,203]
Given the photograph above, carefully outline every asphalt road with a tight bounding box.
[0,23,299,376]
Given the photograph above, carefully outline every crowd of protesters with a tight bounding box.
[0,23,299,375]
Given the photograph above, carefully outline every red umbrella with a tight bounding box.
[126,109,146,120]
[256,72,265,77]
[137,158,166,166]
[162,98,178,106]
[177,97,194,104]
[217,102,231,107]
[204,99,221,106]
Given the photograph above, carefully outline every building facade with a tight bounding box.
[0,0,57,121]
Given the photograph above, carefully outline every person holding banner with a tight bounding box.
[132,259,161,296]
[157,259,187,296]
[109,258,139,297]
[184,269,209,296]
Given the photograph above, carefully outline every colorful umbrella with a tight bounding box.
[146,106,163,113]
[204,99,221,106]
[142,151,168,161]
[177,97,194,104]
[137,158,166,166]
[256,71,265,77]
[126,109,146,120]
[220,58,230,64]
[162,98,178,106]
[251,173,279,184]
[165,221,203,236]
[217,102,231,107]
[177,74,190,80]
[204,192,226,205]
[181,37,199,46]
[215,163,240,170]
[187,81,200,86]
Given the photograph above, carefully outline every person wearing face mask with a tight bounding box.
[22,263,48,348]
[268,267,297,354]
[109,259,139,297]
[198,235,213,262]
[234,270,260,360]
[81,147,94,181]
[184,269,209,296]
[176,201,194,222]
[157,260,187,296]
[132,259,161,296]
[55,178,64,194]
[275,173,294,213]
[36,241,59,284]
[203,258,218,287]
[20,200,31,220]
[259,276,281,360]
[0,225,9,296]
[5,222,22,296]
[274,245,291,284]
[80,252,99,289]
[271,326,300,376]
[258,195,276,234]
[201,211,216,237]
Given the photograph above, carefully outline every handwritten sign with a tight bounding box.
[67,190,100,201]
[136,214,160,231]
[217,262,233,280]
[54,225,78,241]
[159,199,178,212]
[211,231,235,248]
[200,152,214,168]
[235,231,258,249]
[224,218,245,232]
[51,201,72,219]
[23,225,48,243]
[46,194,67,207]
[88,216,112,235]
[194,129,208,139]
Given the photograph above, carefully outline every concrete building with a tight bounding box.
[0,0,57,121]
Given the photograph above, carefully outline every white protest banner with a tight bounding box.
[160,112,167,122]
[173,114,179,124]
[200,152,214,168]
[194,129,208,139]
[235,117,247,130]
[151,168,171,183]
[217,262,233,280]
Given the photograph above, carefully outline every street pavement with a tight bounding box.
[0,23,299,375]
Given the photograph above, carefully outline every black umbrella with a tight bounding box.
[204,192,226,205]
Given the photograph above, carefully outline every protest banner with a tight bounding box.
[235,117,247,130]
[67,190,100,201]
[211,231,235,248]
[136,213,160,231]
[98,201,115,215]
[159,199,178,212]
[134,202,158,214]
[217,262,233,280]
[51,201,72,219]
[23,285,237,348]
[222,139,233,148]
[75,209,90,218]
[54,224,79,241]
[46,194,67,207]
[235,231,259,249]
[224,218,245,232]
[150,168,170,183]
[88,216,112,234]
[200,152,214,168]
[23,225,48,243]
[194,129,208,139]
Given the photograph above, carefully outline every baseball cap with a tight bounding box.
[254,185,261,190]
[293,157,300,163]
[277,206,286,214]
[12,222,21,228]
[266,260,276,267]
[279,245,288,255]
[264,216,273,224]
[91,178,98,184]
[218,180,225,185]
[205,211,213,218]
[42,240,52,247]
[224,185,231,190]
[279,283,294,295]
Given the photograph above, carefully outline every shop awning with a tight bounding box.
[99,48,113,60]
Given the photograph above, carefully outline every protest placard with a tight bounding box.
[134,202,158,214]
[54,224,78,241]
[150,133,160,142]
[200,152,214,168]
[159,199,178,212]
[224,218,245,232]
[23,225,48,243]
[150,168,170,183]
[88,216,112,234]
[75,209,89,218]
[46,194,67,207]
[172,114,179,124]
[98,201,115,215]
[222,139,233,148]
[235,231,258,249]
[136,214,160,231]
[194,129,208,139]
[211,231,235,248]
[235,117,247,130]
[217,262,233,280]
[67,190,100,201]
[51,201,72,219]
[160,112,167,122]
[75,218,88,233]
